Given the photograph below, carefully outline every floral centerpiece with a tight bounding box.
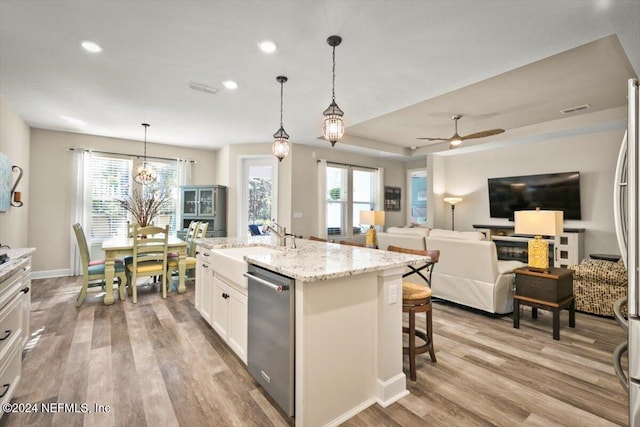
[119,189,171,228]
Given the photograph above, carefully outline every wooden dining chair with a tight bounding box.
[308,236,328,242]
[126,224,169,303]
[168,221,208,280]
[195,221,208,239]
[339,240,366,247]
[72,223,127,307]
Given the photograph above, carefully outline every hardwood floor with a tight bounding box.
[0,276,628,426]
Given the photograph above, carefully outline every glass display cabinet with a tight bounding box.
[179,185,227,238]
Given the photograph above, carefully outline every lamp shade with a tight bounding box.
[443,197,463,205]
[514,209,563,236]
[360,210,385,226]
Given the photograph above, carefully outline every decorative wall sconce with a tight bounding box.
[10,165,23,207]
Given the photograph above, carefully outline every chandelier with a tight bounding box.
[133,123,157,185]
[322,35,344,146]
[272,75,290,162]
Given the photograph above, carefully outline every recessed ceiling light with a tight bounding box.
[222,80,238,90]
[258,40,277,53]
[81,40,102,53]
[60,115,87,126]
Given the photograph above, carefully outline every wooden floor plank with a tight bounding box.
[0,276,628,427]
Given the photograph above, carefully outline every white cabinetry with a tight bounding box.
[211,277,247,363]
[195,252,214,323]
[194,246,248,364]
[0,253,32,419]
[212,277,229,338]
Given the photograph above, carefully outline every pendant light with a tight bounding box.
[322,35,344,146]
[133,123,157,185]
[272,75,290,162]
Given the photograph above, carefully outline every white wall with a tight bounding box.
[29,128,217,274]
[215,143,292,237]
[434,126,626,256]
[0,96,30,248]
[290,143,408,239]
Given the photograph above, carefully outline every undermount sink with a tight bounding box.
[210,245,283,290]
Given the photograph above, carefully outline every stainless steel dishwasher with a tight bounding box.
[244,264,295,417]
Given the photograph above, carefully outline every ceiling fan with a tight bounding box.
[416,115,505,148]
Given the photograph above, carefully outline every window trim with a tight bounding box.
[326,164,377,240]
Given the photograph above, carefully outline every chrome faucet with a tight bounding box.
[267,220,296,248]
[284,234,296,249]
[271,219,285,234]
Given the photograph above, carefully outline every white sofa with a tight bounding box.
[377,226,429,251]
[378,227,526,314]
[426,229,526,314]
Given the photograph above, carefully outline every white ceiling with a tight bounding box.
[1,0,639,159]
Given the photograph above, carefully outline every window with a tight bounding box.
[326,164,377,238]
[326,166,348,237]
[90,156,179,241]
[90,155,132,241]
[240,157,278,236]
[142,160,178,234]
[407,168,427,224]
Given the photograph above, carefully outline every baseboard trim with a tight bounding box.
[324,397,376,427]
[31,269,71,280]
[376,372,409,407]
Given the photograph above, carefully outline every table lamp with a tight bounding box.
[514,208,563,272]
[360,210,385,248]
[443,197,463,231]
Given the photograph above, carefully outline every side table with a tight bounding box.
[513,267,575,340]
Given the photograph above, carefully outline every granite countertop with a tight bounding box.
[0,247,35,283]
[196,236,427,282]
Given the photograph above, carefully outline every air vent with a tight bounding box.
[187,81,218,95]
[560,104,590,114]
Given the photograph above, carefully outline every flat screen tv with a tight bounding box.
[488,171,581,220]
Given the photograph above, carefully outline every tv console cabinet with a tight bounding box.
[473,224,585,268]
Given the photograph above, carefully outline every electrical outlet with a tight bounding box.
[389,284,397,304]
[293,212,303,219]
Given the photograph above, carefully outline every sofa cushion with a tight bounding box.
[428,229,485,241]
[385,226,430,237]
[497,260,527,274]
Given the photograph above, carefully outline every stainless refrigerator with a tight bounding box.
[614,78,640,425]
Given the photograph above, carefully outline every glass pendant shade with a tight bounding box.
[272,126,290,162]
[323,35,344,147]
[133,161,157,185]
[272,75,290,162]
[133,123,157,185]
[322,100,345,146]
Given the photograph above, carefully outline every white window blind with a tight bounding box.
[326,165,348,237]
[90,156,132,240]
[142,160,178,234]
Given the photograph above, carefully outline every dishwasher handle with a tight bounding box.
[243,272,288,292]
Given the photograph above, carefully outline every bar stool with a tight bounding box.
[388,246,439,381]
[403,282,436,381]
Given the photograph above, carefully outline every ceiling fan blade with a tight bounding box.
[461,129,505,141]
[416,136,450,141]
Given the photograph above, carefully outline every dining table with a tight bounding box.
[101,236,188,305]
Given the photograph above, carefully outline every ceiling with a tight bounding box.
[1,1,639,159]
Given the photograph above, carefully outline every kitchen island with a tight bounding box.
[196,236,427,427]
